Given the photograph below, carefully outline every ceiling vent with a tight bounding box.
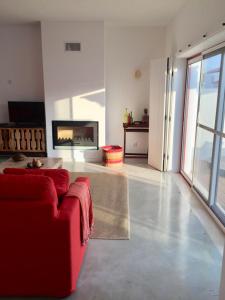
[65,42,81,51]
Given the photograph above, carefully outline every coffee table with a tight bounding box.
[0,157,63,173]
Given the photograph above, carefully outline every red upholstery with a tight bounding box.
[4,168,70,198]
[75,176,90,188]
[0,174,57,202]
[0,173,88,297]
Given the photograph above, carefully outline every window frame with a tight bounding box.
[181,46,225,226]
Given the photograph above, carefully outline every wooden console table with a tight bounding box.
[123,123,149,158]
[0,127,46,155]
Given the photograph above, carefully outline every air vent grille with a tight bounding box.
[65,43,81,51]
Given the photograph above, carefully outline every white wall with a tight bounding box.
[0,21,166,161]
[166,0,225,56]
[42,23,166,160]
[41,21,105,162]
[105,26,166,153]
[0,24,44,123]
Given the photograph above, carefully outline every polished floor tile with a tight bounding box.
[63,160,224,300]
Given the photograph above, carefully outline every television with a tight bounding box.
[8,101,45,125]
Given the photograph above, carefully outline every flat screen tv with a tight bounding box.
[8,101,45,124]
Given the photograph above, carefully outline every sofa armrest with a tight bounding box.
[57,176,90,220]
[55,185,87,295]
[57,194,80,221]
[72,176,90,188]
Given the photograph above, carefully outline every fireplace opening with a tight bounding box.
[52,121,98,150]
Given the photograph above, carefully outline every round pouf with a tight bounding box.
[102,145,123,167]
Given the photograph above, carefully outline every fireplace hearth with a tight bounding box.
[52,121,98,150]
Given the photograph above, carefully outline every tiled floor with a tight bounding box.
[62,158,225,300]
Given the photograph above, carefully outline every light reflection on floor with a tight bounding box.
[62,158,225,300]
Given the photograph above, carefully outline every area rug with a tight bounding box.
[70,172,130,240]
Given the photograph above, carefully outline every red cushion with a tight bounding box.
[4,168,70,198]
[0,174,57,203]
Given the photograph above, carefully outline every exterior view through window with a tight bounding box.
[181,47,225,224]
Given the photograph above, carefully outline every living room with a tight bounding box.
[0,0,225,299]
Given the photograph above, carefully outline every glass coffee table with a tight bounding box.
[0,157,63,173]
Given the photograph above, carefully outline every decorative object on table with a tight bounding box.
[130,111,133,124]
[102,145,123,167]
[27,158,44,169]
[123,108,129,124]
[133,121,142,126]
[11,153,27,162]
[127,111,134,125]
[142,108,149,125]
[127,112,131,125]
[134,69,142,79]
[123,109,134,125]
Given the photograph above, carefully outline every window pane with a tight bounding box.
[193,127,214,199]
[198,54,222,129]
[182,61,201,180]
[216,138,225,212]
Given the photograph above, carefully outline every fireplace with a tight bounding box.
[52,121,98,150]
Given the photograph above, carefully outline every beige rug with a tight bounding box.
[70,172,130,240]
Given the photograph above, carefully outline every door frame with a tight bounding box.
[180,55,202,184]
[162,57,173,172]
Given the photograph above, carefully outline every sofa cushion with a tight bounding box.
[3,168,70,198]
[0,174,58,203]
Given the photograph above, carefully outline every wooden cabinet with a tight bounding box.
[123,123,149,158]
[0,127,46,154]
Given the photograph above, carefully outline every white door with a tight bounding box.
[166,58,187,172]
[220,250,225,300]
[148,58,168,171]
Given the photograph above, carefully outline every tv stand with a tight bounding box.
[0,122,44,128]
[0,124,46,155]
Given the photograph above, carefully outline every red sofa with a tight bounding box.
[0,169,90,297]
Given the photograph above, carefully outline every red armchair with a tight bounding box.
[0,170,90,297]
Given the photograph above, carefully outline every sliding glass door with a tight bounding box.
[181,46,225,224]
[193,53,222,200]
[211,50,225,219]
[216,138,225,214]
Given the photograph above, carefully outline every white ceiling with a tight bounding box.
[0,0,188,26]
